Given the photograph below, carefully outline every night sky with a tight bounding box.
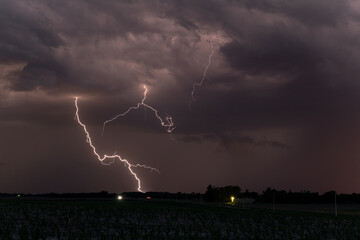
[1,0,360,194]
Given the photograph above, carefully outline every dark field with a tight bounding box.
[1,198,360,239]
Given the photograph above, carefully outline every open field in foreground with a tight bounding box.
[0,198,360,239]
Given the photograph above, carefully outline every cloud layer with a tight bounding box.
[1,0,360,193]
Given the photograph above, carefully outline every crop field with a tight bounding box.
[0,198,360,240]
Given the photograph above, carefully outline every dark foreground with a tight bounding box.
[0,199,359,240]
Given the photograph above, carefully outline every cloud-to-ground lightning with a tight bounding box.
[190,37,219,105]
[74,37,222,192]
[74,97,159,192]
[102,85,175,136]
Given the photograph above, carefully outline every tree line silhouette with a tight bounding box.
[2,186,360,204]
[122,191,203,200]
[204,186,360,204]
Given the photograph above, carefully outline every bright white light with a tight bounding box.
[117,195,123,200]
[75,97,159,192]
[102,85,175,136]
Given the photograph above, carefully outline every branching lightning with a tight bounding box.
[102,85,175,136]
[190,37,219,105]
[74,97,159,192]
[73,35,221,192]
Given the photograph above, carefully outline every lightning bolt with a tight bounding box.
[73,35,220,192]
[74,97,159,192]
[102,85,175,136]
[190,37,218,105]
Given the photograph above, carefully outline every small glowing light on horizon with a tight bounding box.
[231,196,235,203]
[117,195,123,200]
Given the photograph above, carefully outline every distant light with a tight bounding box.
[117,195,123,200]
[146,196,151,199]
[17,194,21,198]
[231,196,235,203]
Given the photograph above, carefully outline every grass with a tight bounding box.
[0,198,360,239]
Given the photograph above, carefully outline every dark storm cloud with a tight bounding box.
[0,1,64,61]
[2,0,360,134]
[217,134,289,149]
[1,0,357,96]
[238,0,350,27]
[220,31,322,76]
[179,135,203,143]
[0,0,169,92]
[0,0,65,90]
[2,0,360,193]
[176,17,200,32]
[179,133,289,149]
[10,60,66,90]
